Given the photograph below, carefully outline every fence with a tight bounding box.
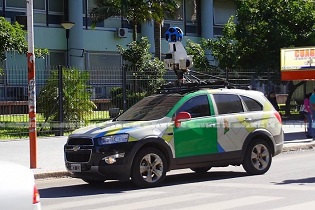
[0,65,281,138]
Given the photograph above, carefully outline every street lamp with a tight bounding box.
[59,21,74,136]
[61,21,75,66]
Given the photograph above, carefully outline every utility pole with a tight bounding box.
[27,0,37,169]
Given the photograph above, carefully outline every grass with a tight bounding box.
[0,109,302,140]
[0,111,111,140]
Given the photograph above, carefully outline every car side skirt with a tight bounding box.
[170,150,243,170]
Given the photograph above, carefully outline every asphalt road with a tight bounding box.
[0,122,314,178]
[36,149,315,210]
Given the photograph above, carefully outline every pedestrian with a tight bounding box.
[267,91,279,111]
[300,93,312,138]
[309,88,315,139]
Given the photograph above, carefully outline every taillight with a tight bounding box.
[274,111,282,124]
[33,185,40,204]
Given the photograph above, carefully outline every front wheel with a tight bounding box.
[242,139,272,175]
[131,147,167,188]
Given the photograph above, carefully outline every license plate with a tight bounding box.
[70,164,81,172]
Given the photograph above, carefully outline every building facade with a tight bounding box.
[0,0,236,100]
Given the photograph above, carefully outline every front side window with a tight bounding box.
[176,95,210,118]
[213,94,243,114]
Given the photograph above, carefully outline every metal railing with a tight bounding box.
[0,65,280,138]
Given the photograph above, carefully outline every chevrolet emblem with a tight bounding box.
[73,145,80,152]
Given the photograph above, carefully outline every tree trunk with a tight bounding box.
[153,21,161,60]
[132,23,137,41]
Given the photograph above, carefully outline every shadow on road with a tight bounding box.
[39,170,248,198]
[275,176,315,185]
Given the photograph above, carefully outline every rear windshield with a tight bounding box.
[116,94,183,121]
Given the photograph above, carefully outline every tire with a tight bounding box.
[82,178,105,185]
[190,167,211,173]
[131,147,167,188]
[242,139,272,175]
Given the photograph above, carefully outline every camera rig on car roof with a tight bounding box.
[160,27,251,94]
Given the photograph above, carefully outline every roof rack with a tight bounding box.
[157,70,251,94]
[160,26,251,94]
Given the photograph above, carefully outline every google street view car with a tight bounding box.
[64,27,283,188]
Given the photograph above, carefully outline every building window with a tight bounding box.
[49,0,63,12]
[49,51,66,68]
[6,1,26,8]
[213,0,236,36]
[165,1,183,21]
[34,0,45,10]
[184,0,200,36]
[5,0,64,26]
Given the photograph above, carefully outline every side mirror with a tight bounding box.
[174,112,191,128]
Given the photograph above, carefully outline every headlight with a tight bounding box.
[97,134,129,145]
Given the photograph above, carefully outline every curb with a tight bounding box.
[34,171,71,180]
[282,142,315,152]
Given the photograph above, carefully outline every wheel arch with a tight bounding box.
[128,137,173,172]
[242,129,275,160]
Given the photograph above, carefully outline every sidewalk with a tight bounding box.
[0,120,314,179]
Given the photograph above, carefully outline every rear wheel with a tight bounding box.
[242,139,272,175]
[131,147,167,188]
[190,167,211,174]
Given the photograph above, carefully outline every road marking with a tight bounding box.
[202,182,315,191]
[90,193,221,210]
[271,200,315,210]
[180,196,283,210]
[44,191,164,210]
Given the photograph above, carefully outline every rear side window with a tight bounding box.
[176,95,210,118]
[213,94,243,114]
[241,96,263,111]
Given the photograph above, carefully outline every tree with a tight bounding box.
[117,36,166,93]
[90,0,181,58]
[111,37,166,109]
[202,0,315,115]
[0,17,48,62]
[185,39,217,72]
[149,0,181,59]
[203,0,315,70]
[38,68,96,129]
[90,0,152,41]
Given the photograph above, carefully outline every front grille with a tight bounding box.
[65,150,91,162]
[65,137,93,163]
[67,137,93,145]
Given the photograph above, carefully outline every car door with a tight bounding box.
[212,93,258,152]
[173,94,218,158]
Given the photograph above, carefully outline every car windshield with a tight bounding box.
[115,94,183,121]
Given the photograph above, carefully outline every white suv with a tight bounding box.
[64,88,284,188]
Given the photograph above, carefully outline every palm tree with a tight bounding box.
[150,0,181,59]
[91,0,181,58]
[90,0,152,41]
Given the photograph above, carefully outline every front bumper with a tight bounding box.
[64,141,136,181]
